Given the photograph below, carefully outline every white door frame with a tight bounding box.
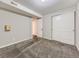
[51,11,76,46]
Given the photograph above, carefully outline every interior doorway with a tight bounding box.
[32,17,43,38]
[32,17,38,36]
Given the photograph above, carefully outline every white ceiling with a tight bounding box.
[14,0,78,15]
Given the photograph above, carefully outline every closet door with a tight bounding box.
[52,11,74,45]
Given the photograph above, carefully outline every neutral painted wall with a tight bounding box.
[43,15,52,40]
[37,19,43,37]
[43,6,76,43]
[0,9,32,48]
[76,2,79,50]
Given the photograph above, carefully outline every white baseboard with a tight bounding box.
[0,38,31,49]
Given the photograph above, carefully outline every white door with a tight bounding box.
[52,11,74,45]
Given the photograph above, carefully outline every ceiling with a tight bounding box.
[14,0,78,15]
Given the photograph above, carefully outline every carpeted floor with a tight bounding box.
[17,38,79,58]
[0,38,79,58]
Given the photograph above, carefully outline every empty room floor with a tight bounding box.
[0,38,79,58]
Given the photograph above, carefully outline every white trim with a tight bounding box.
[0,38,31,49]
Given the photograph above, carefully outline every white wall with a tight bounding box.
[0,9,32,48]
[43,6,76,42]
[76,2,79,50]
[43,15,52,40]
[37,19,43,37]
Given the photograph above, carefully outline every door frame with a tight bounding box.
[51,11,76,46]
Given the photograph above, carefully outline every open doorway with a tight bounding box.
[32,17,38,37]
[32,17,43,40]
